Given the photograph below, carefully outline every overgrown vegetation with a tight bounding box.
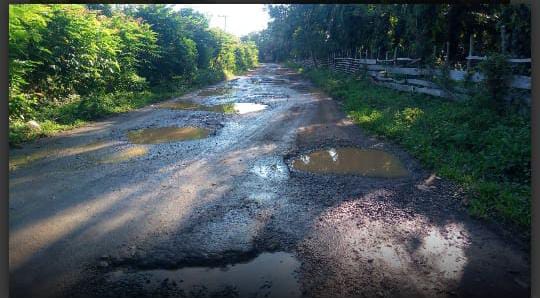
[295,65,530,229]
[9,4,258,145]
[478,53,513,114]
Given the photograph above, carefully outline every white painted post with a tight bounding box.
[467,34,474,70]
[445,42,450,65]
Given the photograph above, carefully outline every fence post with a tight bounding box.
[445,42,450,65]
[393,47,398,65]
[501,25,507,54]
[467,34,474,71]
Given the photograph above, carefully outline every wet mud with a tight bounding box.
[9,64,529,298]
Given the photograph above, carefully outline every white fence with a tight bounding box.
[296,56,531,104]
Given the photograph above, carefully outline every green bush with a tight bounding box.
[479,53,513,114]
[9,4,261,145]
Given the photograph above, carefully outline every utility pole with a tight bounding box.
[217,14,227,33]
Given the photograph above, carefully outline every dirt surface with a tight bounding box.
[9,64,530,298]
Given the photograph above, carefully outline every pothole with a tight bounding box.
[127,127,211,144]
[160,101,267,114]
[107,252,301,298]
[233,103,268,114]
[290,147,408,177]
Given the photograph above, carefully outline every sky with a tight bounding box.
[174,4,270,38]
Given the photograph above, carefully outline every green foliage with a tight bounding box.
[9,4,259,145]
[301,67,530,228]
[478,53,513,113]
[256,4,530,65]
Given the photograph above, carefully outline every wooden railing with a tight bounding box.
[296,56,531,104]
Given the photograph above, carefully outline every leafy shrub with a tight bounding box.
[9,4,261,145]
[479,53,513,114]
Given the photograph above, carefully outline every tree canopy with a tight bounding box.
[9,4,259,125]
[250,4,530,66]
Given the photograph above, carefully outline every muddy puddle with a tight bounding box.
[107,252,301,298]
[291,147,408,177]
[233,103,268,114]
[160,101,267,114]
[127,127,211,144]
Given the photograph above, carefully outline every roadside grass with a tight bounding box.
[9,89,182,145]
[9,69,247,146]
[291,64,530,229]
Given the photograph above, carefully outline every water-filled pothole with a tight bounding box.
[291,147,408,177]
[233,103,268,114]
[127,127,211,144]
[160,101,267,114]
[107,252,301,298]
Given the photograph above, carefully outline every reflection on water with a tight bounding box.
[232,103,268,114]
[127,127,211,144]
[292,147,408,177]
[107,252,301,298]
[328,148,338,162]
[160,101,267,114]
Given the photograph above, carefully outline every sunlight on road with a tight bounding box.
[301,190,471,296]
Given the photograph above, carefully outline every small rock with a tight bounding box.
[26,120,41,132]
[98,261,109,268]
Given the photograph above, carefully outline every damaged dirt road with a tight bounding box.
[9,64,530,298]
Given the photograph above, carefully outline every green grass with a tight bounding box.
[8,73,231,146]
[292,64,530,229]
[9,89,181,145]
